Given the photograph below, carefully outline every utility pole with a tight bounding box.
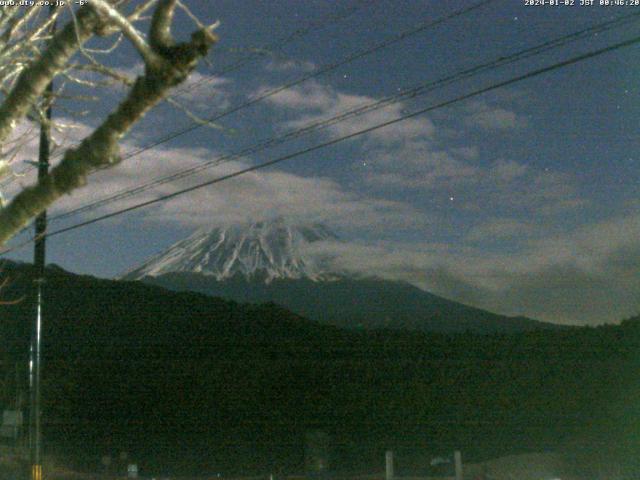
[29,7,55,480]
[29,83,51,480]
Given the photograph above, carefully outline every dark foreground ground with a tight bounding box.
[0,453,595,480]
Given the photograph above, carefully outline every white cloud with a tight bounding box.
[300,211,640,325]
[466,218,540,242]
[260,80,584,220]
[170,71,231,108]
[464,100,528,131]
[468,108,520,130]
[451,146,479,160]
[264,58,316,72]
[262,80,436,144]
[456,160,585,217]
[489,159,528,182]
[0,110,429,239]
[23,138,428,239]
[143,158,431,232]
[362,144,479,189]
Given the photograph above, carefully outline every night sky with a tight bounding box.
[2,0,639,325]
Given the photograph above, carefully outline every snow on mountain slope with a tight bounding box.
[122,218,339,282]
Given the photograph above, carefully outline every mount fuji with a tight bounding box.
[123,218,338,282]
[123,218,559,334]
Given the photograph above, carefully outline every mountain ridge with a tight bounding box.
[123,217,562,334]
[137,270,562,334]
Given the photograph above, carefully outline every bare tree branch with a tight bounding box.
[150,0,177,52]
[166,96,223,130]
[127,0,160,22]
[90,0,163,68]
[0,274,23,305]
[0,5,103,144]
[0,1,218,246]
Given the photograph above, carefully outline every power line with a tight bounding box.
[48,11,640,223]
[0,0,503,248]
[2,0,495,189]
[88,0,499,166]
[0,0,369,188]
[2,0,498,216]
[11,33,635,250]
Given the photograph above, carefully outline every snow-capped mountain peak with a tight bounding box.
[122,218,339,282]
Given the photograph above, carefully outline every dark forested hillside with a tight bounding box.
[140,272,559,334]
[0,261,638,476]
